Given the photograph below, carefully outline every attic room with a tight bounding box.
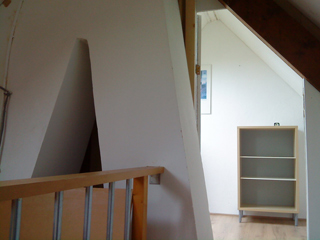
[0,0,320,239]
[197,0,320,239]
[0,0,212,239]
[199,8,306,238]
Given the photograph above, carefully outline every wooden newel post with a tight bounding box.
[132,176,148,240]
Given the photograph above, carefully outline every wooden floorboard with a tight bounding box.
[211,214,307,240]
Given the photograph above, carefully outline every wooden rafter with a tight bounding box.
[178,0,196,101]
[219,0,320,92]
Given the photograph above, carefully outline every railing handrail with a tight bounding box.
[0,166,164,201]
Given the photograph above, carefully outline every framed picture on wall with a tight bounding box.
[201,64,212,114]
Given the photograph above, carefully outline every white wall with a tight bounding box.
[32,39,95,177]
[215,9,303,97]
[0,0,21,87]
[164,0,213,238]
[0,0,22,163]
[0,0,212,239]
[304,80,320,238]
[201,20,306,218]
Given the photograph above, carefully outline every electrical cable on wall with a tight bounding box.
[0,87,12,145]
[0,87,12,172]
[0,0,24,171]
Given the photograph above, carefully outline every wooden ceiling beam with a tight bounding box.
[219,0,320,92]
[178,0,196,102]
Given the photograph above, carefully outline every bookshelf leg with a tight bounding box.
[294,214,298,226]
[239,210,243,223]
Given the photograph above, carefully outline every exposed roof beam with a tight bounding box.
[219,0,320,92]
[274,0,320,42]
[196,0,224,13]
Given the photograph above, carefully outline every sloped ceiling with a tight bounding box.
[288,0,320,27]
[198,0,320,30]
[199,9,303,96]
[198,11,217,29]
[197,0,320,93]
[220,0,320,93]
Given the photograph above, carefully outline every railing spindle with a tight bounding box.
[106,182,115,240]
[9,198,22,240]
[124,179,132,240]
[0,167,164,239]
[83,186,93,240]
[53,191,64,240]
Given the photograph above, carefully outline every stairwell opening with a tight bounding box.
[32,38,101,178]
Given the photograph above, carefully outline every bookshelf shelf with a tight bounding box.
[238,126,299,225]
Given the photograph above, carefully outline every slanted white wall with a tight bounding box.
[304,80,320,238]
[215,9,303,97]
[0,0,22,154]
[0,0,212,239]
[201,20,306,218]
[164,0,212,237]
[0,1,20,86]
[32,39,95,177]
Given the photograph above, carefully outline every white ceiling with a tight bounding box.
[197,11,218,29]
[197,0,320,96]
[199,9,304,96]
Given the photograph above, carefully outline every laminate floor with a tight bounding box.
[211,214,307,240]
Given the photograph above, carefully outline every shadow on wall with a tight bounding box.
[32,38,98,178]
[147,169,197,240]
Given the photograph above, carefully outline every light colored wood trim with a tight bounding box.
[0,167,164,201]
[210,213,307,220]
[241,177,296,181]
[238,126,299,214]
[240,156,296,159]
[294,126,300,212]
[132,176,148,240]
[239,204,298,213]
[237,126,298,130]
[237,127,241,210]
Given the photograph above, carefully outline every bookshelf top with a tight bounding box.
[238,126,298,130]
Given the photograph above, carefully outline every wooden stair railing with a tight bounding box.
[0,166,164,240]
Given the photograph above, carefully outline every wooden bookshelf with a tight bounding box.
[238,126,299,225]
